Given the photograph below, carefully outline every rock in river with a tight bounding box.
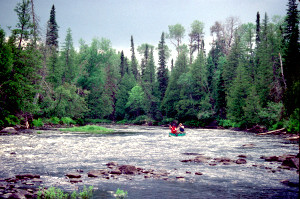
[65,173,81,178]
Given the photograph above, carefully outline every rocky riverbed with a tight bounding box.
[0,125,299,198]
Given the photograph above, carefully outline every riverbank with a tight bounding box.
[1,123,299,143]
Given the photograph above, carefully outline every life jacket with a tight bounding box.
[171,126,177,134]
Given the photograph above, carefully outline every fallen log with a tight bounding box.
[258,128,285,135]
[285,136,300,141]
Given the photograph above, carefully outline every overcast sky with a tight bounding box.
[0,0,290,61]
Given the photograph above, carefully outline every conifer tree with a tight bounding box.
[157,32,169,101]
[45,4,60,88]
[60,28,76,84]
[46,5,59,49]
[130,36,139,81]
[283,0,300,115]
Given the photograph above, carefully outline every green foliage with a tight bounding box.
[32,118,44,127]
[37,187,69,199]
[184,120,205,127]
[85,118,112,124]
[285,108,300,133]
[5,115,20,126]
[37,185,93,199]
[60,125,114,134]
[126,85,146,119]
[131,115,154,125]
[50,117,60,124]
[60,117,76,125]
[78,185,93,199]
[115,188,128,199]
[259,102,283,128]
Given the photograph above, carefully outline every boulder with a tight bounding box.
[236,159,247,164]
[194,155,210,163]
[87,170,108,177]
[0,127,17,134]
[65,173,81,178]
[70,179,82,183]
[106,162,118,168]
[110,169,122,175]
[118,165,137,175]
[281,157,299,169]
[15,174,40,179]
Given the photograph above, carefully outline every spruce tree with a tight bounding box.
[157,32,169,101]
[283,0,300,115]
[60,28,76,84]
[130,36,139,80]
[46,5,59,49]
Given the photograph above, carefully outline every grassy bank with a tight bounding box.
[60,125,114,134]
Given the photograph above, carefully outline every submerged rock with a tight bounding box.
[235,159,247,164]
[65,173,81,178]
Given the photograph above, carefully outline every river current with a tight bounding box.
[0,125,299,198]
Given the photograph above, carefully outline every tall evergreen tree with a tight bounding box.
[157,32,169,101]
[162,50,188,118]
[119,50,126,78]
[46,5,59,49]
[283,0,300,115]
[45,4,60,88]
[256,12,261,45]
[130,35,139,81]
[60,28,76,84]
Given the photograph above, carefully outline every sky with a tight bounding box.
[0,0,290,62]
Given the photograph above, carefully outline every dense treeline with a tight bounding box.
[0,0,299,133]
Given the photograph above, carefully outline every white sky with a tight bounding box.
[0,0,290,64]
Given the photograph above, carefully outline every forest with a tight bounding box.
[0,0,299,133]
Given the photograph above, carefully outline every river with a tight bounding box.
[0,125,299,198]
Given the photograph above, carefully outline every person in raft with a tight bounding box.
[178,123,184,133]
[169,123,178,135]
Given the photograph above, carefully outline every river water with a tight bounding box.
[0,125,299,198]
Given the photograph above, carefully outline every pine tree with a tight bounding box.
[157,32,169,101]
[46,4,59,49]
[256,12,261,45]
[162,50,188,118]
[45,4,60,88]
[120,50,125,78]
[283,0,300,115]
[0,27,13,126]
[60,28,76,84]
[130,36,139,81]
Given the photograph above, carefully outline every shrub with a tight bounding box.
[78,185,93,199]
[5,115,20,126]
[37,185,93,199]
[115,188,128,199]
[131,115,153,125]
[50,117,60,125]
[159,117,175,126]
[37,187,68,199]
[32,118,44,127]
[61,117,76,125]
[259,102,283,128]
[285,108,299,134]
[117,119,129,124]
[184,120,205,127]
